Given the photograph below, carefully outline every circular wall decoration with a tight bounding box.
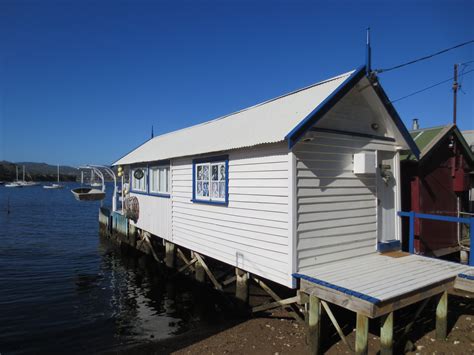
[133,169,144,180]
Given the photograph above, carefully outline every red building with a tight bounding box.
[401,124,473,257]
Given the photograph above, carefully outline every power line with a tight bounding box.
[390,68,474,103]
[375,40,474,74]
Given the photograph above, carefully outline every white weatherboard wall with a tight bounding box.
[171,143,292,287]
[130,193,172,241]
[295,130,398,273]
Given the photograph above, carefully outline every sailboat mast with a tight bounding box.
[16,166,19,181]
[23,165,25,182]
[57,164,60,183]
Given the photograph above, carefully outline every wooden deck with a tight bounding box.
[296,251,474,318]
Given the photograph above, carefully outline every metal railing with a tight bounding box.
[398,211,473,266]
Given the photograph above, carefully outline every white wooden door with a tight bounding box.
[376,151,398,244]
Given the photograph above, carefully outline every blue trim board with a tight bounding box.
[377,240,401,253]
[398,211,471,225]
[129,165,171,198]
[148,192,171,198]
[458,273,474,281]
[310,127,396,142]
[192,154,229,206]
[293,273,381,304]
[285,65,367,149]
[370,80,420,159]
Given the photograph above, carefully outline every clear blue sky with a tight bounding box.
[1,0,473,166]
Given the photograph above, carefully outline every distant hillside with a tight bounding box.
[0,161,80,182]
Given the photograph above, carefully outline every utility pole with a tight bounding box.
[453,64,458,125]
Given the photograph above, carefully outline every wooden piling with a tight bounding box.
[308,294,321,355]
[235,268,249,304]
[165,241,175,268]
[355,313,369,355]
[436,291,448,341]
[380,312,393,355]
[194,252,206,283]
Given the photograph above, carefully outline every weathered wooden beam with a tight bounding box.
[308,295,321,355]
[177,257,197,273]
[195,260,206,283]
[235,268,249,304]
[194,253,222,290]
[252,296,299,313]
[402,297,430,337]
[176,248,195,272]
[143,233,161,263]
[436,291,448,341]
[355,313,369,355]
[380,312,393,355]
[165,241,175,268]
[222,275,236,286]
[321,300,352,351]
[252,276,304,322]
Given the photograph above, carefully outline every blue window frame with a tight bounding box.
[130,166,148,194]
[129,161,171,198]
[192,155,229,205]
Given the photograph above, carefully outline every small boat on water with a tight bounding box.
[44,165,64,189]
[17,165,39,187]
[5,182,23,188]
[5,167,24,187]
[71,187,106,201]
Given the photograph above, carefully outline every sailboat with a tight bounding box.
[44,165,64,189]
[18,165,39,187]
[5,166,23,188]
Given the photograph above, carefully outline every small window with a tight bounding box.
[149,166,170,195]
[193,156,228,205]
[131,167,147,192]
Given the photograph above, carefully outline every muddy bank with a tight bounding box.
[105,293,473,355]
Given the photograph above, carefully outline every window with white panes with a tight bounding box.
[131,168,147,192]
[194,158,227,204]
[149,166,170,195]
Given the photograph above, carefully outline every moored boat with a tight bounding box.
[71,188,105,201]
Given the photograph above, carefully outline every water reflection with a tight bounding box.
[0,184,233,354]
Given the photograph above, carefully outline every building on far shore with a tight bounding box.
[401,122,474,257]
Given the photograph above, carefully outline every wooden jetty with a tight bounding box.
[296,252,473,354]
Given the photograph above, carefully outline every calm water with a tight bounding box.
[0,183,227,354]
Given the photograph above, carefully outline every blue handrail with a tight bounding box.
[398,211,473,266]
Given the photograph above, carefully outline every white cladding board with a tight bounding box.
[295,130,398,273]
[171,143,292,287]
[353,152,376,174]
[130,193,172,241]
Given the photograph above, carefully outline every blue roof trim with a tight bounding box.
[293,273,381,304]
[285,65,367,149]
[371,80,421,159]
[458,273,474,281]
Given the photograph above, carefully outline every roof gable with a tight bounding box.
[113,65,420,166]
[402,124,474,164]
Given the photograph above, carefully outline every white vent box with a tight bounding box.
[353,152,376,174]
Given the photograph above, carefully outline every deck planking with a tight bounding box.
[297,252,474,318]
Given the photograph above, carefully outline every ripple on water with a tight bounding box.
[0,184,231,354]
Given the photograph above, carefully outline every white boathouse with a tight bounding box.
[109,64,474,354]
[113,65,420,288]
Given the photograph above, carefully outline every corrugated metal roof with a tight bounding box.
[462,130,474,150]
[402,125,474,163]
[113,70,354,166]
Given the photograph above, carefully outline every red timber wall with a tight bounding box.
[401,134,471,256]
